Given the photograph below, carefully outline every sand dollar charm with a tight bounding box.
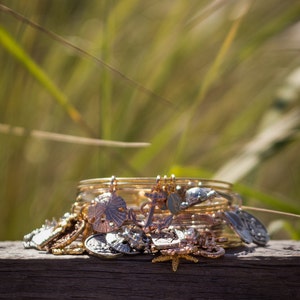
[84,233,123,258]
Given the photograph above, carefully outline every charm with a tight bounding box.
[142,175,168,228]
[87,192,127,233]
[23,213,76,250]
[223,210,253,244]
[224,209,269,246]
[238,210,269,246]
[151,227,225,271]
[181,187,218,209]
[84,233,123,259]
[151,232,180,250]
[152,253,198,272]
[52,240,85,255]
[50,219,86,251]
[23,218,59,250]
[167,192,182,215]
[106,227,149,255]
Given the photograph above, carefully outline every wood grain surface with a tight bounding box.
[0,240,299,299]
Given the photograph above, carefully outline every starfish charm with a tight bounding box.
[152,253,198,272]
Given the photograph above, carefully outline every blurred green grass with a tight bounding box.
[0,0,299,240]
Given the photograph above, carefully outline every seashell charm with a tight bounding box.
[87,192,127,233]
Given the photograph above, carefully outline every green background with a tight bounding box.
[0,0,299,240]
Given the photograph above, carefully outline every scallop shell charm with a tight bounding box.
[87,192,127,233]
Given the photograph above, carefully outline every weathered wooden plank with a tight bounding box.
[0,241,300,299]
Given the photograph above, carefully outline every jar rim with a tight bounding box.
[77,176,233,191]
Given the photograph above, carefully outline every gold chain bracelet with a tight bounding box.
[23,175,269,271]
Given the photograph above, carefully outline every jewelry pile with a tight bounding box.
[24,175,269,271]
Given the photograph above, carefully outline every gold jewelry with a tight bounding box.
[24,175,269,271]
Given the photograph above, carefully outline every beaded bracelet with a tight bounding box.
[24,175,269,271]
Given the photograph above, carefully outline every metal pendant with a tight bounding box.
[151,231,180,250]
[167,192,182,215]
[238,210,269,246]
[182,187,217,209]
[224,209,269,246]
[23,213,73,250]
[84,233,123,259]
[87,192,127,233]
[106,232,137,255]
[106,228,148,255]
[224,210,253,244]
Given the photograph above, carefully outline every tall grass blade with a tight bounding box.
[0,124,150,148]
[0,4,173,107]
[243,206,300,219]
[234,183,300,215]
[0,25,95,137]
